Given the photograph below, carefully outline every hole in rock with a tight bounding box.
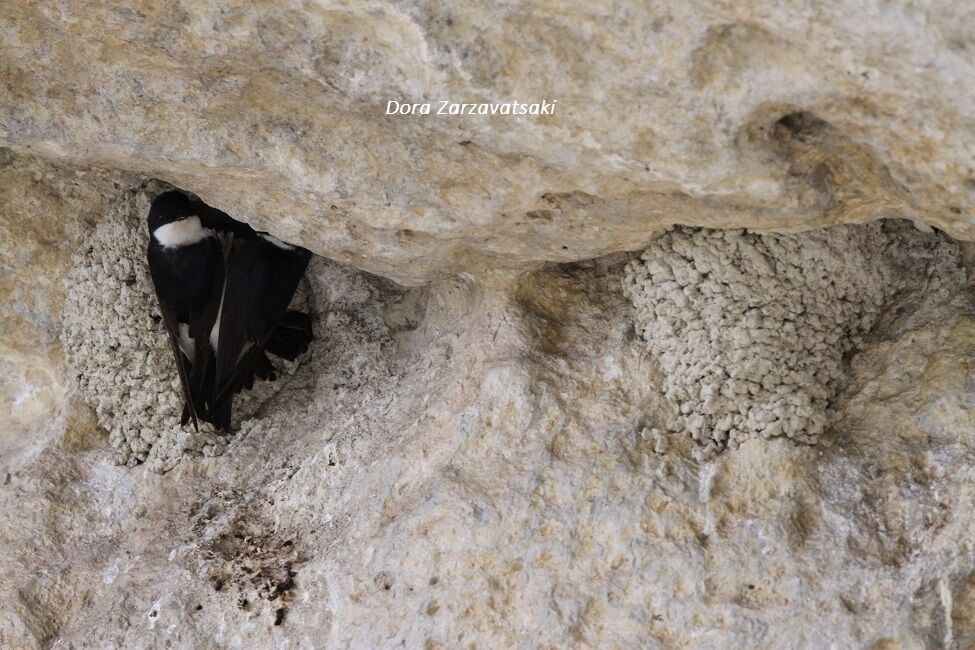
[774,110,827,139]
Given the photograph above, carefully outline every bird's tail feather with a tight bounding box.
[193,352,228,431]
[192,311,313,432]
[241,352,277,391]
[265,310,313,361]
[209,396,233,433]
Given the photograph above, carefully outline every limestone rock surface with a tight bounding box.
[2,2,975,649]
[2,1,975,283]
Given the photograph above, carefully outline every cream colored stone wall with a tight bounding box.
[2,2,975,647]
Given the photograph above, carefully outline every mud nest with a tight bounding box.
[623,219,965,455]
[60,185,313,472]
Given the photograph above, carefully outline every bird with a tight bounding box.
[146,190,313,432]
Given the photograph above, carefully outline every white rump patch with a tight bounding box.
[259,232,295,250]
[153,216,212,248]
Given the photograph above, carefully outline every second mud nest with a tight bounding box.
[623,219,965,454]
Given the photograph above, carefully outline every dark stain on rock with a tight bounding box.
[192,510,301,627]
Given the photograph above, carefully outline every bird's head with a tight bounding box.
[147,191,194,233]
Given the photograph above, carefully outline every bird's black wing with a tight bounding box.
[184,241,225,424]
[147,238,225,430]
[147,245,201,430]
[209,235,311,422]
[209,236,258,430]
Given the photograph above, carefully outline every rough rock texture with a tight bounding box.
[0,152,132,481]
[623,221,965,453]
[3,2,975,648]
[2,2,975,283]
[4,226,975,647]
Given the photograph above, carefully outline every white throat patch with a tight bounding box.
[153,216,212,248]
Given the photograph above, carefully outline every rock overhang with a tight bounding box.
[2,2,975,284]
